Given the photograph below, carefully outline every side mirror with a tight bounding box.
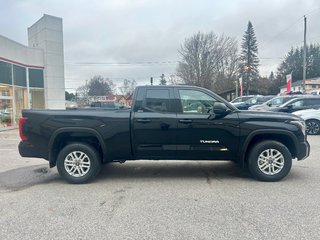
[208,102,229,120]
[287,104,293,109]
[213,102,229,115]
[267,102,272,107]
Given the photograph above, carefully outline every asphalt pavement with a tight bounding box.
[0,129,319,240]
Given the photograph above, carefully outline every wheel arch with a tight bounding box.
[48,127,107,167]
[240,129,299,167]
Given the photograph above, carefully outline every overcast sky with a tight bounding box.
[1,0,320,92]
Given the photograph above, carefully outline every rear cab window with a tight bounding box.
[133,87,174,113]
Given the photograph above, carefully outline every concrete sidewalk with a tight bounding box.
[0,128,19,139]
[0,128,44,173]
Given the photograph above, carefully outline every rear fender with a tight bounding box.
[48,127,107,167]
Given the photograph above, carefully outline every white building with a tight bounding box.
[0,14,65,129]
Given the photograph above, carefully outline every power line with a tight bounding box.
[260,16,303,49]
[65,60,179,66]
[304,7,320,16]
[260,8,320,50]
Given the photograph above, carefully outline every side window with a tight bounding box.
[247,97,257,104]
[271,98,281,106]
[144,89,170,112]
[133,88,145,112]
[305,99,320,106]
[179,90,216,114]
[292,100,304,107]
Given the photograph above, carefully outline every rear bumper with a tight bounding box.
[18,141,48,160]
[297,140,310,161]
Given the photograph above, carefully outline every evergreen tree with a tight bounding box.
[239,21,259,95]
[65,91,76,101]
[277,44,320,87]
[159,73,167,85]
[269,71,275,81]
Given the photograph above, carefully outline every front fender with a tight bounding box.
[239,129,299,166]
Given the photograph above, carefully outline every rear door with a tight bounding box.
[132,87,177,158]
[304,98,320,110]
[175,88,239,160]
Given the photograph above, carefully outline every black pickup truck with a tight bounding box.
[19,85,310,183]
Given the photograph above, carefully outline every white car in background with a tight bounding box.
[293,109,320,135]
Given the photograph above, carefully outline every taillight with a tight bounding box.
[19,117,28,141]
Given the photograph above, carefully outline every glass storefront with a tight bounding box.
[0,85,13,128]
[0,60,44,129]
[14,87,28,124]
[30,89,45,109]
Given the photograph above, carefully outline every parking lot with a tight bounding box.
[0,129,319,240]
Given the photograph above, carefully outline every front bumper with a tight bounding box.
[297,140,310,161]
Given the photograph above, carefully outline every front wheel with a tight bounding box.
[57,143,102,184]
[247,141,292,182]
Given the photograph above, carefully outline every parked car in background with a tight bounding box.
[90,100,127,109]
[310,90,320,95]
[268,96,320,113]
[248,95,302,111]
[293,109,320,135]
[232,95,275,110]
[230,95,255,103]
[65,101,78,109]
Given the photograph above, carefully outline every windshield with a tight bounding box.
[265,97,296,107]
[280,98,301,107]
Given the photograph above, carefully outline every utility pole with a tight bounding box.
[302,15,307,93]
[235,79,238,98]
[85,79,89,105]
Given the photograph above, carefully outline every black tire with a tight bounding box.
[247,140,292,182]
[306,119,320,135]
[56,143,102,184]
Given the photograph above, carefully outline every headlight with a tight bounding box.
[290,120,306,135]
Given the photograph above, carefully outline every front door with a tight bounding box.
[175,88,239,160]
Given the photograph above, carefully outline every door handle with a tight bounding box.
[179,119,192,124]
[136,119,151,123]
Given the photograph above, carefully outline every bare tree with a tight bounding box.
[119,79,137,96]
[76,85,89,98]
[177,31,239,91]
[168,74,183,85]
[76,84,90,106]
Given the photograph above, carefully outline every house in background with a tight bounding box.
[86,94,132,107]
[107,95,128,106]
[280,77,320,94]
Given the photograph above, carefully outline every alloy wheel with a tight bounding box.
[257,149,284,175]
[64,151,91,177]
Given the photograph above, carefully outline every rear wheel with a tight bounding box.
[247,141,292,182]
[57,143,101,184]
[306,119,320,135]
